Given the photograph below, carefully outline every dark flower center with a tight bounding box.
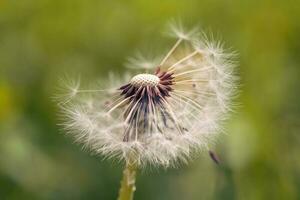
[119,68,174,141]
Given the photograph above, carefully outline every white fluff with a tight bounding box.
[58,24,238,168]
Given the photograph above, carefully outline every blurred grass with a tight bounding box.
[0,0,300,199]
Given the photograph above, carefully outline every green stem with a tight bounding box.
[117,161,138,200]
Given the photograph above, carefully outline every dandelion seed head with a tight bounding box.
[58,23,238,168]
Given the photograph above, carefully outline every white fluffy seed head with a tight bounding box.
[130,74,160,87]
[58,24,238,168]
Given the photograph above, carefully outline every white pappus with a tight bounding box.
[57,23,238,168]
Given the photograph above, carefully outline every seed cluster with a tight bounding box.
[119,68,174,141]
[59,23,237,167]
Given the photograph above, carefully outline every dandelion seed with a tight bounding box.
[209,150,221,165]
[58,24,238,169]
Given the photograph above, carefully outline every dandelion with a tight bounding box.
[57,23,238,200]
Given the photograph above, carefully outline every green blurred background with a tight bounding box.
[0,0,300,199]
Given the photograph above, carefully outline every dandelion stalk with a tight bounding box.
[117,161,138,200]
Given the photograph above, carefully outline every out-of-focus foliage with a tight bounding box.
[0,0,299,199]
